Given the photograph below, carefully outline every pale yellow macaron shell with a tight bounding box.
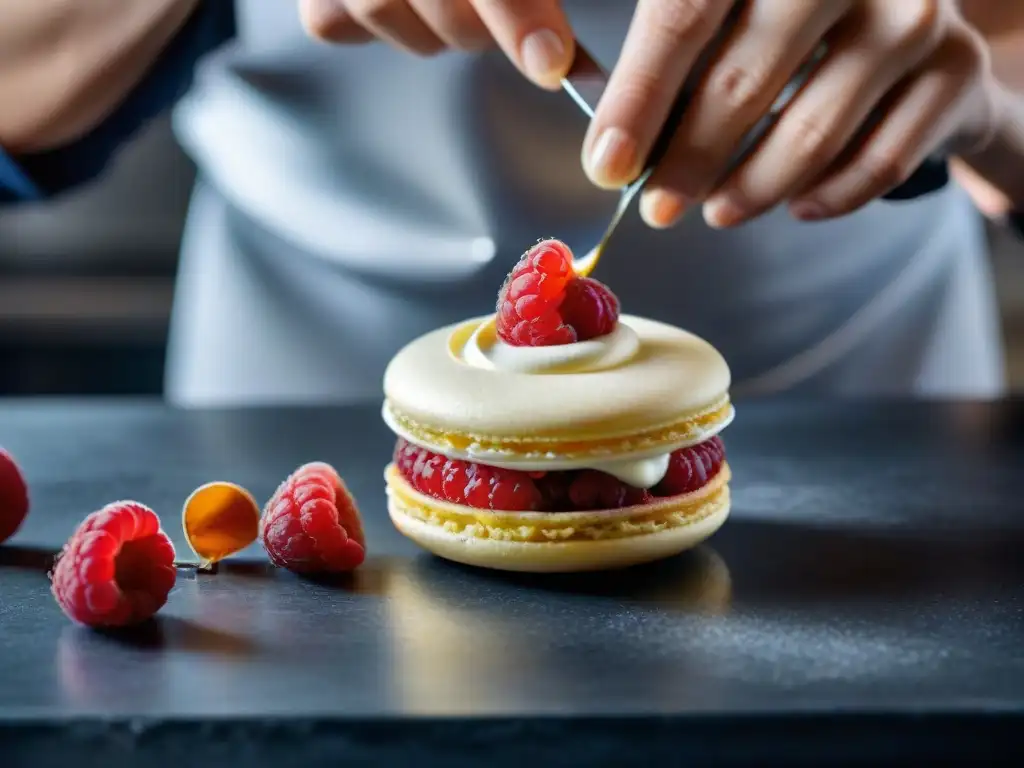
[385,463,731,573]
[383,314,732,453]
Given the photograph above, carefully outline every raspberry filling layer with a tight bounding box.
[393,437,725,512]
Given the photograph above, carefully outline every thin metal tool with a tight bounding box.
[561,2,827,276]
[561,47,654,277]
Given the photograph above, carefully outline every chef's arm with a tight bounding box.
[0,1,235,203]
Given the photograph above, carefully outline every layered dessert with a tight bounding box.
[382,240,733,572]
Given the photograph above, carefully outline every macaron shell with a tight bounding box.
[389,498,730,573]
[383,315,731,442]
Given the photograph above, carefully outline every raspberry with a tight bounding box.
[496,239,620,346]
[463,462,542,510]
[440,459,471,503]
[51,502,177,628]
[413,451,446,500]
[0,448,29,545]
[394,439,541,511]
[654,437,726,497]
[560,277,620,341]
[261,462,366,574]
[568,471,653,510]
[393,439,421,478]
[535,471,574,512]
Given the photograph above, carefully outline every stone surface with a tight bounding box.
[1,399,1023,765]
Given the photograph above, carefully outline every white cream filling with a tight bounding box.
[588,453,673,488]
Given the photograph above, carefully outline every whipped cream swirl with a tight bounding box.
[461,318,640,375]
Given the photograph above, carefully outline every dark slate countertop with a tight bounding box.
[1,399,1023,766]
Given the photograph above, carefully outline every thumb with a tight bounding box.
[472,0,575,89]
[299,0,372,43]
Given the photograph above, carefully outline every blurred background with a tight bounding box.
[2,115,1024,397]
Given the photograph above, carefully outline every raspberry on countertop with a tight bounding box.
[261,462,366,574]
[51,501,177,628]
[0,447,29,545]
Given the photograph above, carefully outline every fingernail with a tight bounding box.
[521,29,569,86]
[640,190,688,229]
[586,127,639,189]
[703,196,746,229]
[790,201,828,221]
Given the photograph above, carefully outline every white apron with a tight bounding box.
[165,0,1005,406]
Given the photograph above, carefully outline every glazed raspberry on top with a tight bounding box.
[496,239,620,347]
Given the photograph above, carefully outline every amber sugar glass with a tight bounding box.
[182,482,260,566]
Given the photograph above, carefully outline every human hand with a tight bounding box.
[580,0,999,229]
[298,0,575,89]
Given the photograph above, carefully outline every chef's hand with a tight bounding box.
[582,0,998,229]
[298,0,575,89]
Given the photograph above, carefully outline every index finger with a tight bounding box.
[471,0,575,89]
[583,0,736,189]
